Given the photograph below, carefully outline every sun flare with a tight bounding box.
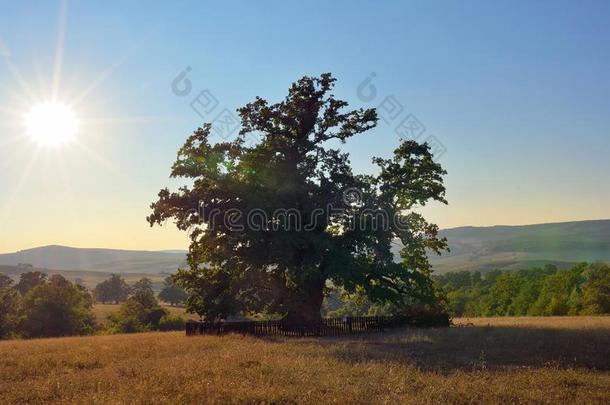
[24,101,78,147]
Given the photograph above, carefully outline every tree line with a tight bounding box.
[436,263,610,317]
[0,271,188,339]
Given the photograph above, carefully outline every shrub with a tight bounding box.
[158,314,186,331]
[107,288,169,333]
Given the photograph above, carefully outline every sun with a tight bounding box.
[24,101,78,147]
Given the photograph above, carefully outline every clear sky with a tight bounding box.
[1,1,609,253]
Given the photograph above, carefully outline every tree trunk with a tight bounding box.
[282,277,325,325]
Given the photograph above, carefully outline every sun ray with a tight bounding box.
[0,147,41,226]
[69,55,129,106]
[0,42,37,103]
[0,132,22,150]
[0,105,24,116]
[2,87,34,107]
[55,151,79,224]
[69,28,157,106]
[72,139,119,174]
[80,115,185,126]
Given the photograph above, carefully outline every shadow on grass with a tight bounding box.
[316,325,610,372]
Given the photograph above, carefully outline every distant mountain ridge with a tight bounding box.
[2,219,609,275]
[0,245,186,274]
[428,219,610,273]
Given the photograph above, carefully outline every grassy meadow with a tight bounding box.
[0,316,608,404]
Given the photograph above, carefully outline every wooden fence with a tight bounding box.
[185,314,449,337]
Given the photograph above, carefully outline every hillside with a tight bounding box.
[0,245,186,274]
[428,219,610,273]
[2,220,609,277]
[0,265,167,290]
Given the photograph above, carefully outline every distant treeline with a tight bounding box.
[0,272,187,340]
[436,263,609,317]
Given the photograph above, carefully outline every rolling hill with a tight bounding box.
[1,219,609,277]
[0,245,186,274]
[428,219,610,273]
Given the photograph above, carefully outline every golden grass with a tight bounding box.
[455,316,610,329]
[0,317,609,404]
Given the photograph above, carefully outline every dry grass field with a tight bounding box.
[0,317,608,404]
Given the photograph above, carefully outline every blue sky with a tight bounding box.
[1,1,609,252]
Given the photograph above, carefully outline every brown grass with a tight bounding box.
[0,316,609,404]
[454,316,610,329]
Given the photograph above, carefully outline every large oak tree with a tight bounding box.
[148,74,447,323]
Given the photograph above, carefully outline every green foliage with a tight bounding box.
[21,275,95,338]
[158,276,188,306]
[132,277,154,294]
[323,281,449,319]
[0,274,13,289]
[148,73,448,322]
[437,263,610,317]
[581,263,610,314]
[0,281,22,339]
[0,272,98,339]
[93,274,130,304]
[108,287,169,333]
[15,271,47,295]
[158,314,186,331]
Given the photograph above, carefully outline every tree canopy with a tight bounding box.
[0,278,22,339]
[15,271,47,295]
[158,276,188,306]
[436,263,610,316]
[93,274,130,304]
[21,275,95,338]
[108,287,169,333]
[148,73,448,323]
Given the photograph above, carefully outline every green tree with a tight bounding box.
[93,274,130,304]
[0,277,22,339]
[21,275,95,338]
[158,314,186,331]
[508,280,542,315]
[0,274,13,289]
[148,73,448,323]
[446,288,471,316]
[158,276,188,306]
[132,277,154,294]
[581,263,610,314]
[15,271,47,295]
[440,266,565,317]
[109,287,168,333]
[529,268,583,316]
[480,272,522,316]
[437,271,472,290]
